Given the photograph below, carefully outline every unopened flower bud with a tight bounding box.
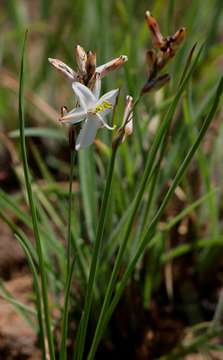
[141,74,170,95]
[122,95,133,143]
[122,95,133,126]
[160,27,186,55]
[145,10,164,49]
[96,55,128,78]
[75,45,87,75]
[171,27,186,50]
[60,106,68,119]
[146,49,157,77]
[86,51,96,80]
[48,58,78,81]
[122,118,133,142]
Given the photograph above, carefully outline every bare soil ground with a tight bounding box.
[0,221,41,359]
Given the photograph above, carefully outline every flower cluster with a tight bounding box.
[49,12,185,151]
[49,46,128,150]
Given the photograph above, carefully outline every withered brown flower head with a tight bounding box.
[141,74,170,96]
[141,10,186,95]
[145,11,186,57]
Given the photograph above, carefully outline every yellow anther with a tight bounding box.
[95,100,112,113]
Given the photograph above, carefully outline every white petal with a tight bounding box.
[96,113,115,130]
[48,58,78,81]
[60,107,87,125]
[94,89,119,117]
[96,55,128,78]
[75,116,100,151]
[92,73,101,100]
[72,82,96,110]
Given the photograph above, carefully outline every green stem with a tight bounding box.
[60,258,76,360]
[60,149,76,360]
[19,32,55,360]
[75,147,118,360]
[67,150,76,277]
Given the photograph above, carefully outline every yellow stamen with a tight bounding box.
[95,100,112,113]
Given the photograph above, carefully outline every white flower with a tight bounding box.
[60,77,119,151]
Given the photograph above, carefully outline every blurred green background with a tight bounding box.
[1,0,222,130]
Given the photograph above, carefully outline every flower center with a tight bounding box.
[94,100,112,114]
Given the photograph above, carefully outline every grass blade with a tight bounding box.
[162,187,220,232]
[9,127,66,141]
[0,188,32,228]
[88,44,204,359]
[60,258,76,360]
[78,148,97,241]
[88,75,223,358]
[15,234,47,360]
[19,31,55,360]
[75,147,118,360]
[0,208,37,262]
[0,281,36,328]
[160,327,222,360]
[60,149,76,360]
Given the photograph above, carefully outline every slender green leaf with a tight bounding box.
[0,281,36,327]
[88,76,223,357]
[9,127,66,141]
[16,234,47,360]
[78,148,97,241]
[76,147,118,360]
[88,44,204,359]
[19,31,55,360]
